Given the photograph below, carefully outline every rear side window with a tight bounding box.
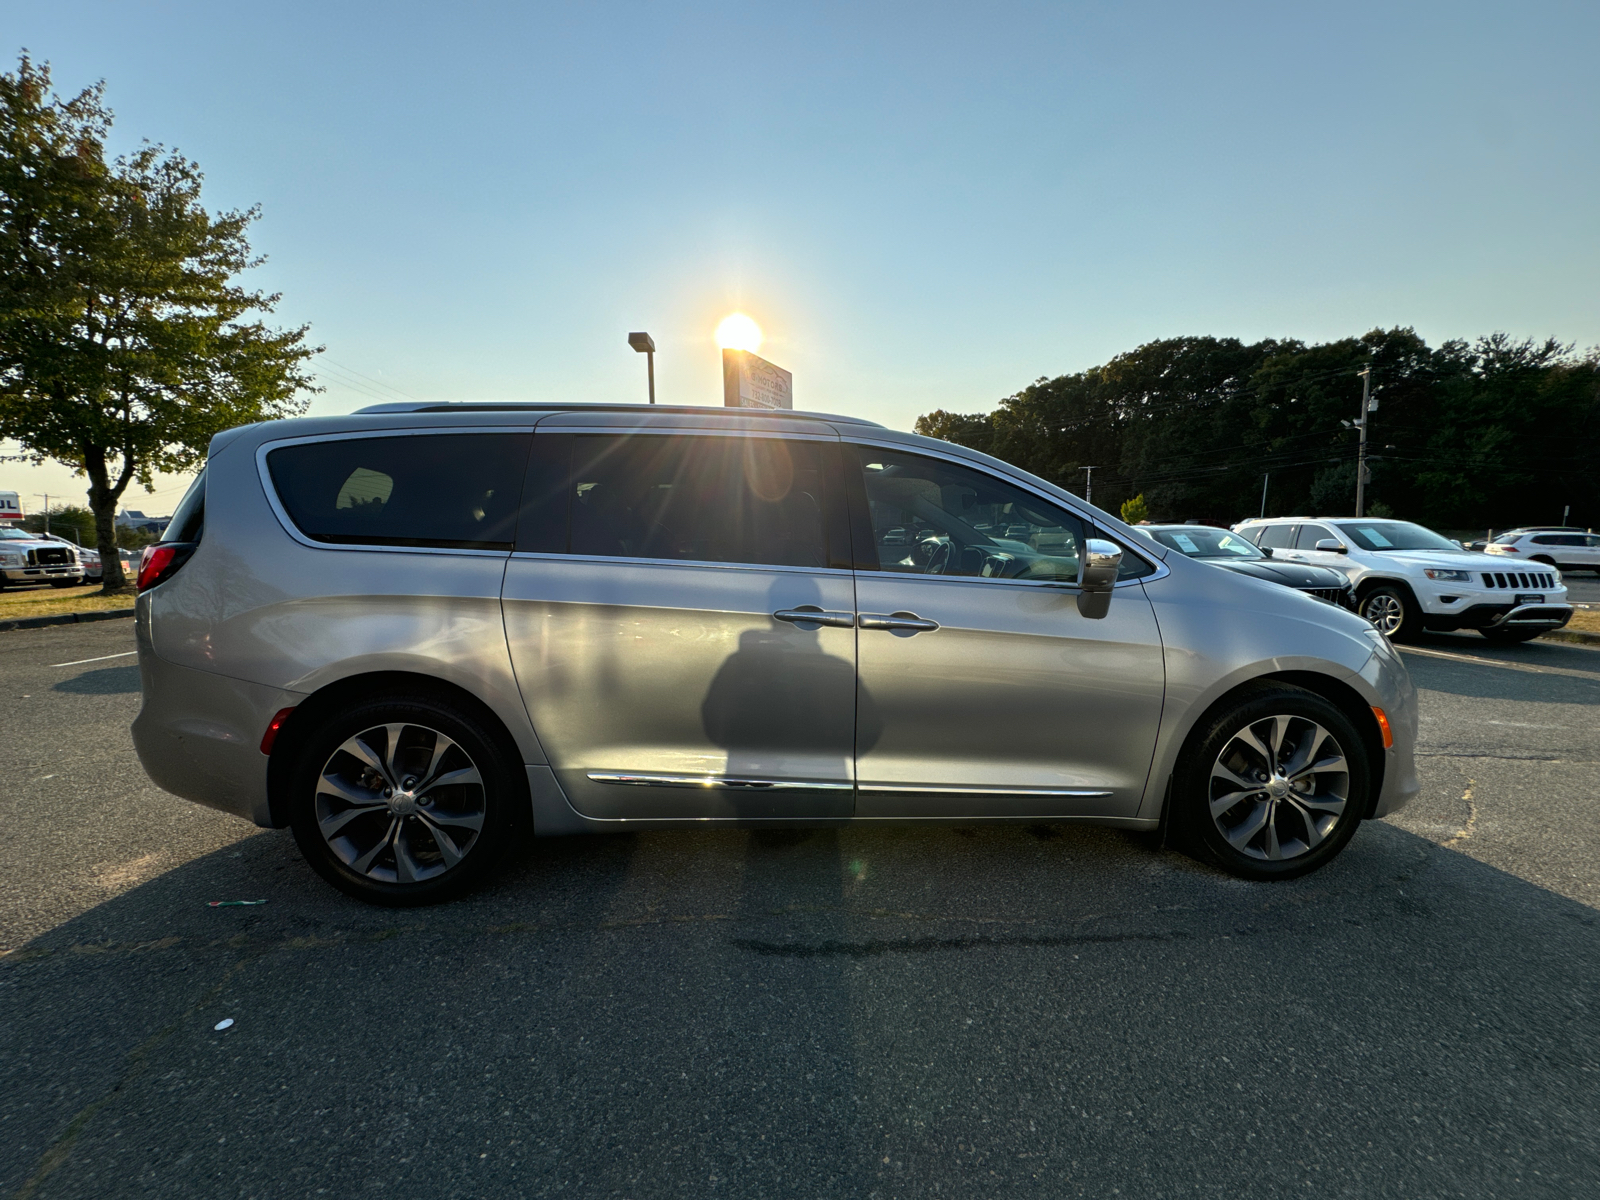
[564,434,844,569]
[1257,524,1296,549]
[267,434,531,549]
[162,467,207,543]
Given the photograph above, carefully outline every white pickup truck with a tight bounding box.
[0,525,86,588]
[1232,516,1572,644]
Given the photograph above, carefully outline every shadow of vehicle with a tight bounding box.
[4,813,1598,1198]
[51,665,141,695]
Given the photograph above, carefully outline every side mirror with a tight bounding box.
[1260,545,1274,557]
[1077,538,1122,619]
[1314,539,1348,554]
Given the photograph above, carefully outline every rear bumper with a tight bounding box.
[1423,602,1573,632]
[132,612,304,827]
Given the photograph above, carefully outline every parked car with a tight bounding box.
[1134,524,1355,609]
[1485,529,1600,575]
[133,404,1418,904]
[0,526,85,588]
[1232,517,1572,643]
[41,534,100,582]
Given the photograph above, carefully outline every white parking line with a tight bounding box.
[1400,645,1600,681]
[51,650,137,668]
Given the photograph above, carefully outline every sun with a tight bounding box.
[715,313,763,353]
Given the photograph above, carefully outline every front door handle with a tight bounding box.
[772,606,856,628]
[858,610,940,633]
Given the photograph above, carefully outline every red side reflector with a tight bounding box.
[1371,706,1394,749]
[260,707,296,755]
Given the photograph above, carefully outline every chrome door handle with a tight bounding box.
[772,606,856,628]
[858,611,940,633]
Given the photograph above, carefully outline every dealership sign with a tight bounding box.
[722,349,793,410]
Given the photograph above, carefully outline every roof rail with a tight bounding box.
[352,401,885,428]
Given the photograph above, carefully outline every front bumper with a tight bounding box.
[1,564,84,584]
[1423,601,1573,632]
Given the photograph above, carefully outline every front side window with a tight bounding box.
[1257,524,1297,549]
[1295,524,1337,550]
[566,434,840,569]
[850,447,1150,582]
[267,433,531,549]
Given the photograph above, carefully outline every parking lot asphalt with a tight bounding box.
[2,622,1598,1199]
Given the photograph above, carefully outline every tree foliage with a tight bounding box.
[0,55,318,589]
[915,329,1600,531]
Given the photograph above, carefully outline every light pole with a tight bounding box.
[32,493,48,536]
[1080,466,1097,505]
[1259,473,1269,519]
[628,332,656,404]
[1353,367,1375,517]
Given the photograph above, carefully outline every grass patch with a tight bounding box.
[1566,607,1600,635]
[0,584,134,620]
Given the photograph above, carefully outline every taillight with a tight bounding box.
[136,542,198,591]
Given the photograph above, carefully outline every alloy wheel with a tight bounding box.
[1208,714,1350,861]
[315,723,486,884]
[1361,592,1405,637]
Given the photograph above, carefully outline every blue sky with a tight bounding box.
[3,0,1597,512]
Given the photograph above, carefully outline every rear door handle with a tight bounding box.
[858,611,940,633]
[772,606,856,628]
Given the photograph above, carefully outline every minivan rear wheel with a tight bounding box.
[288,695,520,906]
[1173,685,1370,881]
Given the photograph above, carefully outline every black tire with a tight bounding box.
[51,579,76,589]
[1358,583,1422,642]
[1171,684,1371,881]
[1481,626,1543,643]
[288,693,522,906]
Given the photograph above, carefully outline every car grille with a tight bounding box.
[28,547,70,566]
[1299,586,1352,607]
[1482,571,1555,590]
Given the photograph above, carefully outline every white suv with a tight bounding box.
[1233,517,1572,644]
[1486,529,1600,576]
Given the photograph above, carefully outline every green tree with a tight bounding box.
[1120,493,1149,524]
[0,55,318,591]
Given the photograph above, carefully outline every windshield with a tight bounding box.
[1334,521,1460,553]
[1147,527,1263,559]
[0,527,38,541]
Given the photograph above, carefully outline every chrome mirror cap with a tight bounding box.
[1077,538,1123,619]
[1314,539,1349,553]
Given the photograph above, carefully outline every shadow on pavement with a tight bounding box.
[50,665,141,695]
[3,816,1597,1199]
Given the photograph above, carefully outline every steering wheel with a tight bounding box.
[924,540,952,575]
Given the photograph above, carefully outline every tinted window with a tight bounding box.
[1257,524,1296,549]
[268,434,531,549]
[1295,524,1336,550]
[567,435,839,569]
[850,447,1152,582]
[162,467,207,543]
[1531,535,1559,545]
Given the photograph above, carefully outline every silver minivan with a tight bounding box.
[132,404,1418,904]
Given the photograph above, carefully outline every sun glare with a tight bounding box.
[715,313,763,353]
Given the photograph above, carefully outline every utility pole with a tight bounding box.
[1080,466,1097,505]
[1353,368,1374,517]
[1259,473,1269,519]
[32,493,48,536]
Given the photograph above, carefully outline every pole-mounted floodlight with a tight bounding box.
[628,332,656,404]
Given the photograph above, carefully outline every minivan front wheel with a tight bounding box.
[289,695,520,905]
[1174,686,1370,881]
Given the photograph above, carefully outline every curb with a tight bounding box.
[0,607,136,634]
[1543,628,1600,647]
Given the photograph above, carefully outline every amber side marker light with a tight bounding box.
[1371,706,1394,749]
[260,707,296,755]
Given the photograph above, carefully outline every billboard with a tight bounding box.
[722,348,793,410]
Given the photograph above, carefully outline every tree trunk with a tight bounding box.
[84,448,130,593]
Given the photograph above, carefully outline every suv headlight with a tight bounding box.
[1424,569,1472,582]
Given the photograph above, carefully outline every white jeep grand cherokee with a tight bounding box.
[1232,517,1572,644]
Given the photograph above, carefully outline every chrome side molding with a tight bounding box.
[587,772,854,791]
[857,784,1114,798]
